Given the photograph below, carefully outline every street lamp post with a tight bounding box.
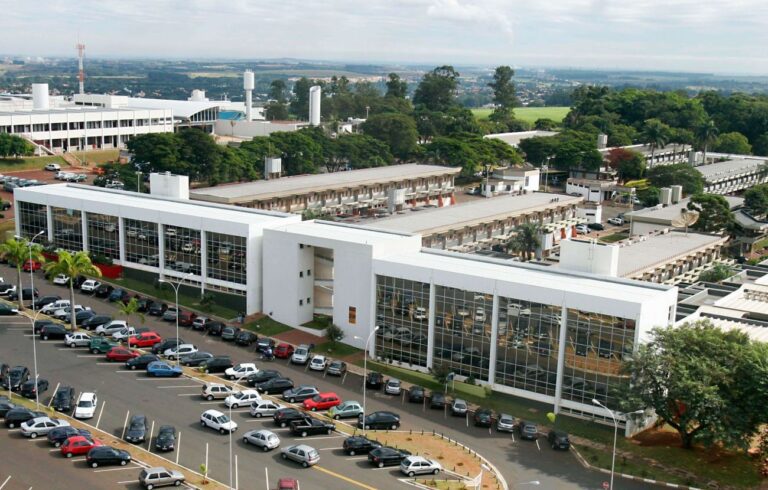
[593,399,644,490]
[158,272,194,365]
[17,230,45,409]
[354,326,380,430]
[135,171,142,193]
[26,309,47,409]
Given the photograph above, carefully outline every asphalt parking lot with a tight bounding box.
[0,264,655,490]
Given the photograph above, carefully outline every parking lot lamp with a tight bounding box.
[593,400,643,489]
[16,230,45,313]
[354,325,380,430]
[158,271,194,365]
[25,309,47,409]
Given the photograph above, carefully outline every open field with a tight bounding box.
[0,155,66,172]
[472,106,570,124]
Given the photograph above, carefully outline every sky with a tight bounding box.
[4,0,768,74]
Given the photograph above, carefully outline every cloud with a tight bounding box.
[425,0,514,37]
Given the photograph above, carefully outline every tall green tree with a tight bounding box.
[413,66,459,112]
[647,163,704,196]
[385,73,408,99]
[265,102,289,121]
[518,136,558,166]
[620,320,768,450]
[362,113,418,160]
[687,194,734,233]
[509,223,540,261]
[695,119,719,164]
[487,66,517,123]
[0,134,34,158]
[745,184,768,216]
[712,131,752,155]
[0,238,44,310]
[269,80,288,103]
[289,77,316,118]
[118,297,146,332]
[641,118,671,164]
[43,251,101,331]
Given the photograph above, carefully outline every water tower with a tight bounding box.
[309,86,321,126]
[244,70,255,121]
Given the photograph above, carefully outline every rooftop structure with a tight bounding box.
[627,196,743,236]
[694,158,768,194]
[599,143,691,168]
[484,130,558,147]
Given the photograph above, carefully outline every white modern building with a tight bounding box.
[694,158,768,194]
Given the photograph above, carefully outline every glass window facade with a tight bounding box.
[51,207,83,251]
[164,225,201,275]
[375,276,430,369]
[124,218,159,266]
[18,201,47,239]
[86,213,119,260]
[206,232,246,284]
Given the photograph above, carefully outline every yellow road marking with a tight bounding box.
[312,464,378,490]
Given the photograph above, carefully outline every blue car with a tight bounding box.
[147,361,183,377]
[108,288,128,302]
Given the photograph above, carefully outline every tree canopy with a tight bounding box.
[413,65,460,113]
[687,194,734,233]
[362,113,418,160]
[0,134,34,158]
[712,131,752,154]
[647,163,704,196]
[745,184,768,216]
[606,148,645,181]
[487,66,517,123]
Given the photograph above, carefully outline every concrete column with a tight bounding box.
[118,217,126,264]
[80,210,88,252]
[46,206,53,242]
[426,281,436,370]
[553,305,569,414]
[199,230,207,296]
[157,224,165,281]
[487,293,499,385]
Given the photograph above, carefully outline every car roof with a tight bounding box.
[291,444,315,451]
[79,392,96,401]
[204,409,225,417]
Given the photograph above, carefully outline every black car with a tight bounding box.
[365,372,384,389]
[40,324,68,340]
[82,315,112,330]
[547,430,570,450]
[368,446,412,468]
[408,386,426,403]
[52,386,76,412]
[358,411,400,431]
[32,295,61,309]
[87,446,132,467]
[33,319,54,334]
[246,369,281,387]
[48,426,91,448]
[179,352,213,367]
[20,378,49,399]
[4,408,44,428]
[0,283,16,295]
[72,276,87,289]
[587,222,605,231]
[199,356,233,373]
[125,414,149,443]
[148,301,167,316]
[429,392,447,409]
[234,330,257,346]
[125,353,160,370]
[343,436,382,455]
[221,326,241,341]
[151,338,185,355]
[94,284,114,298]
[273,408,306,428]
[135,297,152,313]
[255,337,275,354]
[256,377,294,394]
[206,321,224,336]
[517,420,538,440]
[68,309,96,324]
[8,287,38,301]
[0,303,18,315]
[0,400,16,418]
[290,417,335,437]
[2,366,29,391]
[154,425,176,452]
[473,408,493,427]
[598,340,614,359]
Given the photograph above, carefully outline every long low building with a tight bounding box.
[627,196,743,236]
[190,164,461,214]
[695,158,768,194]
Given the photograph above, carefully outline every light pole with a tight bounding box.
[593,399,644,490]
[17,230,45,409]
[135,171,142,193]
[25,309,47,409]
[354,325,379,430]
[158,271,193,365]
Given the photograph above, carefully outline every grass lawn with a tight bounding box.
[0,219,15,239]
[70,149,119,165]
[302,315,332,330]
[245,316,293,337]
[0,155,66,172]
[471,106,570,124]
[313,340,361,357]
[600,233,629,243]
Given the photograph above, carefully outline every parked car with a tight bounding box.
[343,436,382,455]
[86,446,132,467]
[89,337,118,354]
[40,299,70,315]
[276,478,299,490]
[52,274,70,286]
[74,392,98,419]
[365,371,384,389]
[429,392,447,409]
[326,360,347,376]
[0,400,16,418]
[199,356,233,373]
[52,386,76,412]
[0,303,18,315]
[575,224,590,234]
[274,343,294,359]
[384,378,402,395]
[255,337,276,353]
[20,378,49,398]
[224,389,262,409]
[359,411,401,431]
[94,284,114,298]
[246,369,281,387]
[2,366,29,391]
[587,222,605,231]
[147,361,182,377]
[282,385,319,404]
[154,425,176,452]
[108,288,130,303]
[517,420,538,440]
[243,429,281,451]
[106,347,140,362]
[95,320,128,337]
[111,326,138,342]
[221,326,241,341]
[328,400,363,420]
[234,330,257,346]
[249,399,283,418]
[273,408,306,428]
[368,446,411,468]
[473,408,493,427]
[200,409,238,434]
[281,444,320,467]
[302,392,341,412]
[178,310,197,327]
[39,324,68,340]
[179,351,213,367]
[45,163,61,171]
[191,316,209,330]
[4,408,45,428]
[47,426,90,448]
[290,344,312,365]
[125,354,160,370]
[201,383,233,401]
[225,362,258,380]
[21,416,69,438]
[21,261,42,273]
[161,307,179,322]
[400,456,442,477]
[125,414,149,443]
[256,377,294,395]
[206,321,225,336]
[164,343,197,360]
[496,413,516,432]
[32,295,61,309]
[548,430,571,450]
[290,416,335,437]
[80,280,101,293]
[451,398,469,416]
[60,435,102,458]
[148,301,167,315]
[138,467,185,489]
[128,332,162,348]
[81,315,112,331]
[151,338,185,355]
[408,386,426,403]
[607,217,624,226]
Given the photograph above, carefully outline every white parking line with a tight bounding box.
[96,362,115,365]
[0,475,10,490]
[345,456,368,460]
[71,457,86,462]
[199,401,223,405]
[157,385,200,389]
[291,435,344,440]
[76,355,102,358]
[371,467,392,471]
[317,447,339,451]
[176,393,200,397]
[535,439,541,451]
[116,480,138,485]
[7,429,20,433]
[94,466,138,473]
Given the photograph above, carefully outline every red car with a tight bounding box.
[277,478,298,490]
[179,311,197,327]
[105,346,140,362]
[302,392,341,411]
[60,436,102,458]
[23,259,42,272]
[275,343,294,359]
[128,332,162,348]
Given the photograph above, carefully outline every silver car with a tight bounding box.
[242,429,280,451]
[496,413,516,432]
[451,398,469,416]
[281,444,320,468]
[20,417,70,438]
[249,399,283,418]
[138,466,185,489]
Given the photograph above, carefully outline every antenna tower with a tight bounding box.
[76,41,86,94]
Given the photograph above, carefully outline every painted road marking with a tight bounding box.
[0,476,10,490]
[93,467,139,473]
[157,385,200,389]
[313,465,378,490]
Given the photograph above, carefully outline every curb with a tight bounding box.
[570,444,702,490]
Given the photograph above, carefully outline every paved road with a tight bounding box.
[0,264,656,490]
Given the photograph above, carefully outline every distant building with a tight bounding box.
[694,158,768,194]
[484,130,558,148]
[627,196,743,236]
[491,164,540,192]
[599,143,691,168]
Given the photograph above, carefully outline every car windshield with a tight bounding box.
[217,415,230,423]
[78,401,93,408]
[296,348,307,356]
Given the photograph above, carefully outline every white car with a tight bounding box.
[413,307,427,321]
[40,300,71,315]
[164,343,198,360]
[200,409,238,434]
[52,274,70,286]
[53,305,89,321]
[44,163,61,171]
[249,399,283,418]
[80,280,101,293]
[65,332,91,348]
[74,392,98,419]
[95,320,128,336]
[474,308,486,323]
[225,363,258,381]
[575,224,589,234]
[20,417,70,438]
[224,389,262,409]
[242,429,280,451]
[290,345,311,365]
[607,217,624,226]
[400,456,442,477]
[507,303,531,317]
[308,355,326,371]
[111,326,137,342]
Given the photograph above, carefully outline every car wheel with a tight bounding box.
[69,343,75,348]
[255,413,262,418]
[99,332,104,336]
[42,335,49,340]
[242,437,248,444]
[301,461,309,468]
[206,395,214,401]
[91,462,98,468]
[228,375,234,380]
[327,429,332,435]
[55,441,62,448]
[7,423,14,429]
[408,471,415,477]
[364,425,371,430]
[349,450,356,456]
[262,445,269,452]
[232,403,239,409]
[311,407,316,412]
[391,424,398,430]
[281,453,287,460]
[220,428,226,434]
[130,365,137,370]
[174,481,181,487]
[333,415,340,420]
[200,421,206,427]
[280,422,287,428]
[301,431,307,437]
[289,398,296,404]
[120,460,127,466]
[146,485,154,490]
[433,469,440,475]
[91,349,98,354]
[29,432,37,439]
[378,461,384,468]
[66,452,73,458]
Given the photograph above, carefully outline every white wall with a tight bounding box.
[576,205,602,224]
[149,173,189,200]
[559,239,619,277]
[629,220,667,236]
[213,120,302,138]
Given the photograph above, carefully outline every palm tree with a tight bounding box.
[508,223,541,262]
[0,237,44,310]
[118,296,145,338]
[695,119,719,166]
[44,251,101,331]
[641,119,670,166]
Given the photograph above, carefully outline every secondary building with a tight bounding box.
[190,164,461,215]
[627,195,743,236]
[694,158,768,194]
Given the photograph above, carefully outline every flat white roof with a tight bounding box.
[0,106,156,116]
[372,192,582,235]
[190,164,460,204]
[484,131,558,146]
[120,97,223,119]
[628,196,743,223]
[616,232,727,277]
[270,219,415,245]
[679,313,768,343]
[696,159,767,182]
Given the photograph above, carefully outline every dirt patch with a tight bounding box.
[273,328,324,346]
[631,425,683,447]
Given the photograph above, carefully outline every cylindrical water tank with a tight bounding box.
[32,83,49,110]
[597,133,608,150]
[670,185,682,203]
[309,86,321,126]
[660,187,672,206]
[189,89,206,101]
[243,70,255,90]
